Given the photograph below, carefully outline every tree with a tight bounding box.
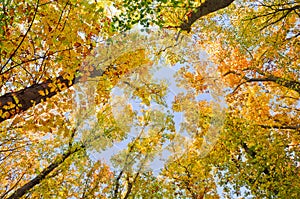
[0,0,111,122]
[0,0,235,123]
[190,0,300,197]
[1,0,299,198]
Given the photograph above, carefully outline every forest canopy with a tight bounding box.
[0,0,299,198]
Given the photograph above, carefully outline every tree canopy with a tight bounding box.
[0,0,299,198]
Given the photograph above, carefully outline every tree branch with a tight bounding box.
[0,68,104,123]
[224,70,300,95]
[1,0,40,72]
[258,124,300,130]
[179,0,234,32]
[7,144,84,199]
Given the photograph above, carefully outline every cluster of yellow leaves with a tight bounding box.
[179,67,208,93]
[1,0,110,91]
[162,151,218,199]
[96,49,150,104]
[158,0,205,29]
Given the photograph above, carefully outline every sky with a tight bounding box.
[71,30,228,175]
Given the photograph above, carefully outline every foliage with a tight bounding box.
[0,0,299,198]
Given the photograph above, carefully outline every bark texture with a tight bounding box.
[180,0,235,32]
[0,69,103,123]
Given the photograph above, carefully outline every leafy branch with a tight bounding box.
[7,143,85,199]
[1,0,40,73]
[224,70,300,95]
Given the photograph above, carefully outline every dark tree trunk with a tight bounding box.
[7,145,84,199]
[180,0,235,32]
[0,69,103,123]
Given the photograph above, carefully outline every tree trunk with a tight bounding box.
[7,144,84,199]
[0,69,103,123]
[180,0,234,32]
